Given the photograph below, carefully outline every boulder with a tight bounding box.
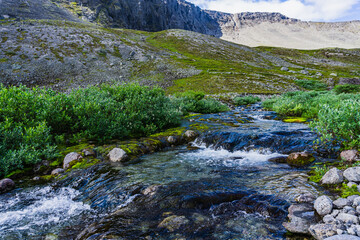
[344,167,360,182]
[321,168,343,185]
[286,152,315,167]
[63,152,83,169]
[340,150,359,163]
[324,235,360,240]
[0,178,15,194]
[167,136,177,144]
[108,148,128,162]
[333,198,351,209]
[158,215,189,232]
[309,224,338,240]
[184,130,199,140]
[336,213,359,224]
[283,203,316,234]
[51,168,65,176]
[314,196,333,216]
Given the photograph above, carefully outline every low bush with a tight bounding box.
[333,84,360,94]
[294,79,328,91]
[233,96,261,106]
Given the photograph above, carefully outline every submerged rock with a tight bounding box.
[108,148,128,162]
[314,196,333,216]
[63,152,83,169]
[286,152,315,167]
[344,167,360,182]
[158,215,189,232]
[340,150,359,163]
[268,156,288,163]
[309,224,337,240]
[0,178,15,194]
[321,168,343,185]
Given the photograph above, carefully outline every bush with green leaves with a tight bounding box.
[333,84,360,94]
[173,90,229,114]
[233,96,261,106]
[0,84,182,177]
[294,79,328,91]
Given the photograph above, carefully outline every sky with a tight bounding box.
[187,0,360,22]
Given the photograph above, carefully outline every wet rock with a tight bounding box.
[321,168,343,185]
[286,152,315,167]
[283,203,316,234]
[108,148,128,162]
[295,193,316,203]
[344,167,360,182]
[268,156,288,163]
[184,130,199,140]
[82,148,95,157]
[63,152,83,169]
[314,196,333,216]
[158,215,189,232]
[336,213,359,224]
[309,224,337,240]
[142,185,161,197]
[340,150,359,163]
[167,136,177,144]
[324,235,360,240]
[0,178,15,194]
[333,198,351,209]
[51,168,65,176]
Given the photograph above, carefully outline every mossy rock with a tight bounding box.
[287,152,315,167]
[283,117,308,123]
[70,157,101,170]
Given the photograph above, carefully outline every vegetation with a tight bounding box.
[341,183,360,198]
[308,165,330,183]
[233,96,261,106]
[264,91,360,149]
[294,79,328,91]
[333,84,360,94]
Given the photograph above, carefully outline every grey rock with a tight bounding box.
[348,226,357,235]
[167,136,177,144]
[348,195,359,203]
[324,235,360,240]
[51,168,64,176]
[331,210,340,218]
[356,206,360,214]
[349,182,358,188]
[283,203,316,234]
[323,215,336,224]
[344,206,355,213]
[316,72,323,77]
[295,193,316,203]
[341,150,360,163]
[281,67,289,71]
[336,213,359,224]
[336,229,344,235]
[82,148,95,157]
[315,196,333,216]
[142,185,161,197]
[330,73,338,77]
[333,198,351,209]
[309,224,337,240]
[184,130,199,140]
[321,168,343,185]
[344,167,360,182]
[300,70,310,75]
[353,197,360,207]
[0,178,15,194]
[63,152,83,169]
[108,148,128,162]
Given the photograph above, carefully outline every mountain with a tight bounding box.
[1,0,359,49]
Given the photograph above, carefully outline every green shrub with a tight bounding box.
[0,84,182,177]
[341,183,360,198]
[233,96,261,106]
[294,79,328,91]
[308,165,330,183]
[333,84,360,94]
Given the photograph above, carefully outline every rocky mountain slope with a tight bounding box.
[1,20,359,93]
[1,0,359,49]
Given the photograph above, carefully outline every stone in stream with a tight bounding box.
[268,156,288,163]
[0,178,15,194]
[167,136,177,144]
[63,152,83,169]
[158,215,189,232]
[286,152,315,167]
[309,224,338,240]
[340,150,359,163]
[184,130,199,140]
[344,167,360,182]
[321,168,343,185]
[324,235,360,240]
[108,148,128,162]
[314,196,333,216]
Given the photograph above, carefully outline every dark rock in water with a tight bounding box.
[283,203,316,234]
[268,156,287,163]
[308,224,338,240]
[158,215,190,232]
[286,152,315,167]
[0,178,15,194]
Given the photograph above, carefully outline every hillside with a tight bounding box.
[1,20,359,94]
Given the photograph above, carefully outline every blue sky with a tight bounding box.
[187,0,360,22]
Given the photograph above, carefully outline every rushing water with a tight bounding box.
[0,104,322,240]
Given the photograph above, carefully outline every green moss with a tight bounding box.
[71,158,100,169]
[150,127,186,138]
[0,58,8,63]
[41,175,54,181]
[189,123,210,131]
[283,117,308,123]
[308,165,330,183]
[5,168,32,179]
[119,143,142,156]
[340,183,360,198]
[50,159,62,167]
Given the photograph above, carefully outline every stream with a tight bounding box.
[0,104,323,240]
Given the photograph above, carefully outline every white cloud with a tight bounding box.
[187,0,359,21]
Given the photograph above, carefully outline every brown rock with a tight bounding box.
[286,152,315,167]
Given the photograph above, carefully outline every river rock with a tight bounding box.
[268,156,288,163]
[184,130,199,140]
[333,198,351,209]
[309,224,338,240]
[336,213,359,224]
[158,215,189,232]
[314,196,333,216]
[167,136,177,144]
[63,152,83,169]
[0,178,15,194]
[283,203,316,234]
[295,193,316,203]
[51,168,64,176]
[108,148,128,162]
[142,185,161,197]
[344,167,360,182]
[286,152,315,167]
[340,150,359,163]
[324,235,360,240]
[321,168,343,185]
[82,148,95,157]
